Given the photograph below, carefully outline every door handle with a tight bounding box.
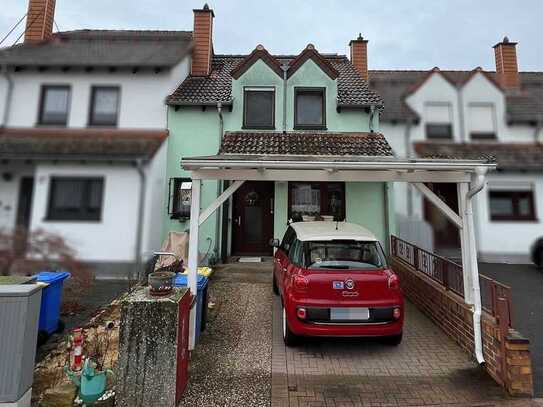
[234,215,241,226]
[282,267,287,273]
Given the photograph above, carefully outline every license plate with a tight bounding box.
[330,307,370,321]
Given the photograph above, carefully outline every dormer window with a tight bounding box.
[294,87,326,130]
[39,85,71,126]
[243,87,275,129]
[424,102,453,140]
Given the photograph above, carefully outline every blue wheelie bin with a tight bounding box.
[174,274,208,344]
[33,271,71,337]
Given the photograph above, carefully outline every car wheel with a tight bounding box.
[534,247,543,269]
[272,274,279,295]
[282,302,298,346]
[385,332,403,346]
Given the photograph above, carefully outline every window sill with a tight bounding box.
[490,218,539,223]
[44,217,102,223]
[293,126,327,131]
[36,123,68,127]
[241,126,276,130]
[87,123,119,128]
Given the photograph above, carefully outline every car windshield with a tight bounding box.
[305,240,386,270]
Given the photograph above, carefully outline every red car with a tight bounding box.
[271,221,404,346]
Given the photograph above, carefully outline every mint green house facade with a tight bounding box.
[163,35,396,261]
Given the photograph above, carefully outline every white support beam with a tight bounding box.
[198,180,245,226]
[190,169,471,183]
[187,179,201,350]
[411,182,463,229]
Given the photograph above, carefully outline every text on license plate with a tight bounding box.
[330,307,370,320]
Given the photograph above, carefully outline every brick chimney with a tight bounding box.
[493,36,519,89]
[24,0,56,43]
[349,34,369,82]
[191,4,214,76]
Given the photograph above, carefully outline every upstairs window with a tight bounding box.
[469,103,496,140]
[424,102,453,140]
[168,178,192,220]
[243,87,275,129]
[47,177,104,221]
[489,189,536,221]
[89,86,120,126]
[295,87,326,129]
[39,85,71,126]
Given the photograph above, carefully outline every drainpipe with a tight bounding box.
[404,118,414,217]
[534,116,542,143]
[369,105,376,133]
[466,167,487,365]
[457,85,466,142]
[1,63,14,127]
[281,64,288,133]
[134,159,147,286]
[213,102,224,262]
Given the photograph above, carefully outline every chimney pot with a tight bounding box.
[191,4,215,76]
[24,0,57,44]
[493,36,519,90]
[349,34,369,82]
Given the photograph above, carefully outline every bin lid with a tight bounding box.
[34,271,71,283]
[0,275,37,285]
[0,284,42,297]
[174,273,207,290]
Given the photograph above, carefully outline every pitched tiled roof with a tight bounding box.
[0,30,192,68]
[414,141,543,171]
[167,54,383,108]
[0,128,167,161]
[219,131,393,156]
[369,70,543,124]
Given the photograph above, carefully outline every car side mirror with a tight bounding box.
[269,238,280,248]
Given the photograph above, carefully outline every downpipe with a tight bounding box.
[134,159,147,286]
[1,63,14,127]
[281,64,288,133]
[211,102,224,263]
[466,167,487,365]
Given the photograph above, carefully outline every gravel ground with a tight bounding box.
[179,269,272,407]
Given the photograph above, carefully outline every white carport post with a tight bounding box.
[458,168,487,364]
[187,178,201,350]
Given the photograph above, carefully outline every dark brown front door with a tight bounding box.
[232,181,274,256]
[423,183,460,249]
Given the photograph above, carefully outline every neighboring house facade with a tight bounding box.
[0,0,192,277]
[370,38,543,263]
[163,6,395,262]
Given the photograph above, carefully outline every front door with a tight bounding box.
[15,177,34,254]
[232,181,274,256]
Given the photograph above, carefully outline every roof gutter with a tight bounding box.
[0,154,153,163]
[182,157,496,172]
[1,63,13,127]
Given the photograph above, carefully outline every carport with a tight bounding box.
[181,153,496,356]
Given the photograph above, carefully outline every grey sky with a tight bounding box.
[1,0,541,71]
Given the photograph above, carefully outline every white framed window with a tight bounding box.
[469,103,496,140]
[424,102,453,139]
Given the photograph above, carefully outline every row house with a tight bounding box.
[0,0,192,277]
[369,38,543,264]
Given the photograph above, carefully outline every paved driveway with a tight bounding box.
[479,262,543,397]
[271,299,510,406]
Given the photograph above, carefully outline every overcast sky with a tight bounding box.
[1,0,541,71]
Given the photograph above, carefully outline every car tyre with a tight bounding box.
[385,332,403,346]
[282,302,298,346]
[272,274,279,295]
